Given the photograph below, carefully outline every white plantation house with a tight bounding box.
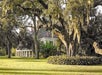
[40,37,58,45]
[38,28,58,45]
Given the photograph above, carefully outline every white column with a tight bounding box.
[19,51,21,57]
[20,51,21,57]
[22,51,23,57]
[23,51,24,57]
[20,51,21,56]
[24,51,26,57]
[21,51,22,57]
[23,51,25,57]
[21,51,23,57]
[27,51,28,57]
[29,51,30,57]
[19,51,20,57]
[18,51,19,56]
[26,51,27,57]
[21,50,22,57]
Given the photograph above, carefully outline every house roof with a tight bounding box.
[40,37,58,41]
[38,28,57,38]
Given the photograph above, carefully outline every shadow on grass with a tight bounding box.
[0,56,47,62]
[0,68,102,73]
[0,56,35,59]
[0,71,49,75]
[16,59,47,62]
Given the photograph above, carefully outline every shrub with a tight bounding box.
[40,42,57,58]
[47,55,102,65]
[0,48,6,56]
[11,48,16,56]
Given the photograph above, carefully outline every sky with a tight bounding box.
[95,5,102,16]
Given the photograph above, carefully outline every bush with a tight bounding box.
[11,48,16,56]
[0,48,6,56]
[40,42,57,58]
[47,55,102,65]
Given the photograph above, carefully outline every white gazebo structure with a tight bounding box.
[16,49,33,57]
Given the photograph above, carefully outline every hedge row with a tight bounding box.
[47,56,102,65]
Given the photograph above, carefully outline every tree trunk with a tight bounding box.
[7,39,11,58]
[74,37,80,56]
[6,35,12,58]
[34,35,39,59]
[53,30,71,56]
[33,15,39,59]
[7,43,11,58]
[32,41,35,56]
[69,42,74,57]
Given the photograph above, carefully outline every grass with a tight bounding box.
[0,56,102,75]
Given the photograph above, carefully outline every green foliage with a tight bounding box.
[48,56,102,65]
[0,48,6,56]
[11,48,16,56]
[40,42,57,58]
[0,0,100,58]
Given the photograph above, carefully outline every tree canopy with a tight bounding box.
[0,0,102,58]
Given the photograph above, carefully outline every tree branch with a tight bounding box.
[38,0,48,9]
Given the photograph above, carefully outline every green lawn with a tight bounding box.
[0,57,102,75]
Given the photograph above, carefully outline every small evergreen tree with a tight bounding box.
[40,42,57,58]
